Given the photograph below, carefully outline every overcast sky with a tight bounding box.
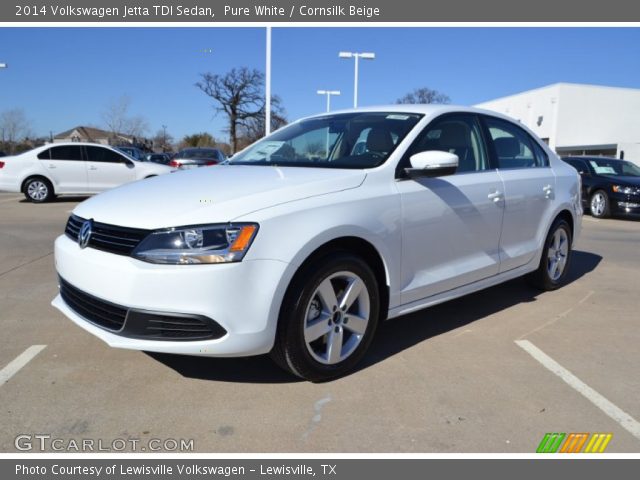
[1,27,639,143]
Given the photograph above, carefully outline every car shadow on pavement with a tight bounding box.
[19,196,90,204]
[147,250,601,384]
[356,250,602,374]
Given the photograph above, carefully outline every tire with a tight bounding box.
[271,252,380,382]
[589,190,610,218]
[528,218,572,291]
[23,177,54,203]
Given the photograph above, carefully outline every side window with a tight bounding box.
[485,117,547,169]
[37,148,51,160]
[86,146,129,164]
[406,114,488,173]
[49,146,83,161]
[567,159,589,174]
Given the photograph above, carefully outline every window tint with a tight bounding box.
[49,146,83,161]
[485,117,548,169]
[406,114,488,173]
[86,146,129,163]
[37,149,51,160]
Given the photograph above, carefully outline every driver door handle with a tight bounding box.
[89,166,98,171]
[488,190,503,203]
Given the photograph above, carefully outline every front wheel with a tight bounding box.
[528,218,572,291]
[271,252,380,382]
[590,190,610,218]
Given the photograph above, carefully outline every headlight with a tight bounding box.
[132,223,258,264]
[612,185,640,195]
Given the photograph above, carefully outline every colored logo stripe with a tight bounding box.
[584,433,613,453]
[560,433,589,453]
[537,433,613,453]
[537,433,566,453]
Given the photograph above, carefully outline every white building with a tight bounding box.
[475,83,640,163]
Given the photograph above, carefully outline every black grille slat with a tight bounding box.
[59,277,127,331]
[64,215,149,256]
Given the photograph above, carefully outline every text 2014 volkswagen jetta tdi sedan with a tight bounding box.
[52,106,582,381]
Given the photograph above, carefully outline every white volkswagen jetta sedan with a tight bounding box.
[52,106,581,381]
[0,142,173,202]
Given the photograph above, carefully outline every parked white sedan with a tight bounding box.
[0,142,173,202]
[52,106,582,381]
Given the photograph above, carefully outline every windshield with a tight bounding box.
[230,112,423,169]
[589,158,640,177]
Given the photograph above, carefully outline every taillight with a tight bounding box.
[205,160,218,166]
[168,159,181,168]
[0,161,5,169]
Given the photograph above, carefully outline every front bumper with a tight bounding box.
[52,234,289,356]
[612,193,640,215]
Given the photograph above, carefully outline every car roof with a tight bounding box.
[297,104,515,122]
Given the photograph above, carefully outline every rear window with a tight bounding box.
[48,146,83,161]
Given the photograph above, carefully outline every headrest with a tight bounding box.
[366,128,394,153]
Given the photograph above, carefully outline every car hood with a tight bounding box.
[602,175,640,187]
[73,165,366,229]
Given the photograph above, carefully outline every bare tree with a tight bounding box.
[102,96,149,142]
[125,115,149,139]
[396,87,451,105]
[153,126,174,152]
[0,109,31,154]
[102,96,131,138]
[238,95,288,147]
[195,68,265,153]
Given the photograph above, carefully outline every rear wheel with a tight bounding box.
[24,177,54,203]
[271,252,380,382]
[528,218,572,291]
[590,190,610,218]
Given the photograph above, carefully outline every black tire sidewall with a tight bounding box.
[277,252,380,381]
[540,219,572,290]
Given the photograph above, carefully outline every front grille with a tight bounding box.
[59,277,127,331]
[65,215,150,256]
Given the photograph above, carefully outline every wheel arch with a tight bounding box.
[20,174,55,194]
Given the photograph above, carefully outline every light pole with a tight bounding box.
[265,27,272,136]
[338,51,375,108]
[316,90,341,113]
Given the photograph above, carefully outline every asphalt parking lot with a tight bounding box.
[0,191,638,453]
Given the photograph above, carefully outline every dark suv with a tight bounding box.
[562,156,640,218]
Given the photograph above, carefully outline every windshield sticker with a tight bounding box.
[590,161,616,175]
[247,141,285,160]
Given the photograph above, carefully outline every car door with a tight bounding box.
[396,113,505,304]
[481,115,557,273]
[84,145,136,192]
[37,145,87,193]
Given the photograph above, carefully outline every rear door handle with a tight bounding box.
[48,164,56,169]
[89,166,98,171]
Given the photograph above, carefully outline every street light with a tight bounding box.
[316,90,341,112]
[338,51,375,108]
[0,63,7,69]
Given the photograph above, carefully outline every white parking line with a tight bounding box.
[0,345,47,387]
[515,340,640,441]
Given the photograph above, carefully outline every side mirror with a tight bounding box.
[125,160,135,168]
[405,151,459,178]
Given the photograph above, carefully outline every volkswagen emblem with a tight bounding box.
[78,219,93,249]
